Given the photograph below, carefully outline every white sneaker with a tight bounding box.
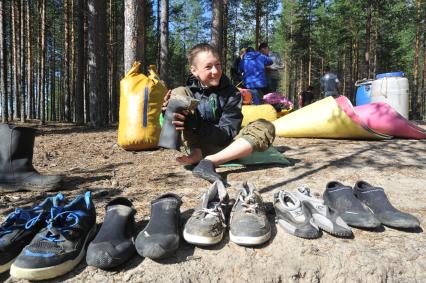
[296,187,352,237]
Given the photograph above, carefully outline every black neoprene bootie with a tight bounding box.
[323,181,381,228]
[192,159,223,183]
[135,193,182,260]
[0,124,63,192]
[86,197,136,269]
[354,181,420,229]
[158,87,199,150]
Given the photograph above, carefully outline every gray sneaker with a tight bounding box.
[274,190,320,239]
[183,181,228,246]
[296,187,353,237]
[229,182,271,246]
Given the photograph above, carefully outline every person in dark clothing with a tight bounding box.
[230,48,246,86]
[162,43,275,182]
[298,85,314,108]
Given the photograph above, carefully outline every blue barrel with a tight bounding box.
[355,82,372,106]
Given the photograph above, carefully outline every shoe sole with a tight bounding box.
[0,182,62,193]
[311,214,352,237]
[183,229,223,246]
[229,230,271,246]
[0,257,15,273]
[277,219,320,239]
[10,225,96,281]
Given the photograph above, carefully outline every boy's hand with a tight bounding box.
[162,90,172,112]
[172,111,189,131]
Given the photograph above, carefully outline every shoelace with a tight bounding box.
[42,209,80,243]
[197,207,227,227]
[0,209,42,236]
[240,193,260,213]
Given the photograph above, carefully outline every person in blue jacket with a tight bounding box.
[239,46,273,104]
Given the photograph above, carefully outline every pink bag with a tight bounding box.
[263,93,293,110]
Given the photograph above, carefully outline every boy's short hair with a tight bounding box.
[187,43,220,66]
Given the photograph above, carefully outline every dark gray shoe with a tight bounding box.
[183,181,228,246]
[354,181,420,229]
[274,190,320,239]
[229,182,271,246]
[192,159,223,183]
[135,194,182,260]
[86,197,136,269]
[296,187,352,237]
[323,181,381,228]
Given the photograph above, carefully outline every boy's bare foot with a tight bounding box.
[176,148,202,165]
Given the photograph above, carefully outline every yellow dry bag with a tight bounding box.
[118,62,167,150]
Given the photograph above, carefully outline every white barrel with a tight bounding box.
[370,73,409,118]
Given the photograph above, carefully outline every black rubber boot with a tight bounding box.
[158,87,199,150]
[323,181,381,228]
[135,193,182,260]
[0,124,63,192]
[192,159,223,183]
[86,197,137,269]
[354,181,420,229]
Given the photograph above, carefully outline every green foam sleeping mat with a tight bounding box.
[219,147,291,167]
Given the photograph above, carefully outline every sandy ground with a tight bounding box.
[0,123,425,283]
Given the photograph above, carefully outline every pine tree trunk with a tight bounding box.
[222,0,228,73]
[75,0,85,125]
[26,1,33,120]
[50,26,56,122]
[422,5,426,118]
[71,0,76,122]
[87,0,97,126]
[97,0,108,125]
[0,1,7,122]
[141,0,147,73]
[211,0,223,54]
[365,0,372,79]
[84,11,90,124]
[255,0,260,49]
[40,0,46,124]
[88,0,107,127]
[156,0,160,71]
[124,0,143,73]
[20,0,25,122]
[64,0,71,122]
[159,0,169,85]
[108,0,118,123]
[412,0,421,120]
[11,1,18,120]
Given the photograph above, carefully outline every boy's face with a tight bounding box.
[190,51,222,87]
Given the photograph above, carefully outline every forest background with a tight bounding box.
[0,0,425,127]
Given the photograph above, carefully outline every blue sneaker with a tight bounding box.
[10,192,97,281]
[0,194,64,274]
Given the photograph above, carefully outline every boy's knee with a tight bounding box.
[237,119,276,152]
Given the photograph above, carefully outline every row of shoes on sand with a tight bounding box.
[276,180,420,239]
[1,180,420,280]
[0,192,147,280]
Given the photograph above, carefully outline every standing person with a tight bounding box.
[298,85,314,108]
[239,46,273,104]
[230,48,246,87]
[320,66,340,98]
[162,43,275,183]
[259,42,284,93]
